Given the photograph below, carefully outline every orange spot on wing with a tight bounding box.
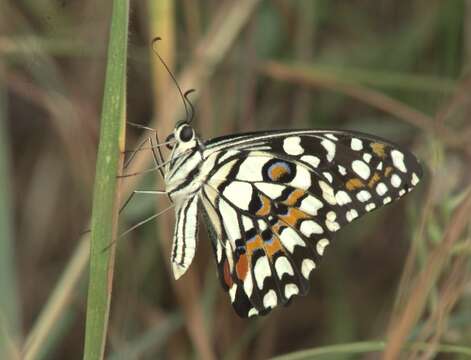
[384,166,393,177]
[272,221,283,234]
[269,164,288,181]
[280,208,310,227]
[371,142,386,158]
[283,189,305,206]
[246,235,264,254]
[236,254,248,281]
[223,260,233,288]
[265,235,283,257]
[346,178,365,191]
[368,172,381,188]
[256,195,272,217]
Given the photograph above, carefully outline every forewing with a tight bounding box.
[204,130,422,225]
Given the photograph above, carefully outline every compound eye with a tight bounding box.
[165,134,175,150]
[179,125,194,142]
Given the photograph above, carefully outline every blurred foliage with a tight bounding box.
[2,0,471,359]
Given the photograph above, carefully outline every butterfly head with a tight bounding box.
[165,121,200,153]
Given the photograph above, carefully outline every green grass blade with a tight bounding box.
[0,63,21,359]
[83,0,129,359]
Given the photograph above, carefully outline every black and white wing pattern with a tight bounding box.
[198,130,422,317]
[171,195,199,279]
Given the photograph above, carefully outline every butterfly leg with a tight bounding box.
[122,136,165,179]
[102,203,175,252]
[119,203,174,238]
[119,190,167,215]
[125,121,170,173]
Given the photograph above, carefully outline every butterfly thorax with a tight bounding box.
[164,123,205,203]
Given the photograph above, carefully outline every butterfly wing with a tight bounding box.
[199,130,422,317]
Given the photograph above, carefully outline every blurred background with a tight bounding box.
[1,0,471,359]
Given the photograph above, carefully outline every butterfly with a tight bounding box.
[159,120,422,318]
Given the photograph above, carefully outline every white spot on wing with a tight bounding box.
[338,165,347,175]
[316,238,330,255]
[301,155,320,168]
[229,284,237,302]
[301,259,316,279]
[257,219,268,231]
[243,270,253,297]
[279,228,305,253]
[242,216,253,231]
[283,136,304,156]
[391,150,407,173]
[383,196,392,204]
[323,172,333,183]
[321,139,336,162]
[326,220,340,232]
[336,191,352,205]
[319,181,337,205]
[290,165,311,189]
[223,182,253,210]
[254,257,271,289]
[363,153,372,163]
[275,257,294,278]
[216,242,222,262]
[325,133,338,141]
[391,174,402,188]
[365,203,376,212]
[284,284,299,299]
[225,243,234,275]
[411,172,420,186]
[300,220,324,236]
[346,209,358,222]
[351,138,363,151]
[376,182,388,196]
[248,308,259,317]
[299,195,324,216]
[356,190,372,202]
[326,211,336,221]
[263,290,277,309]
[352,160,371,180]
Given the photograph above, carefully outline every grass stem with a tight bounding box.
[82,0,129,358]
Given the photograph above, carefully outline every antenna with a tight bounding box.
[151,37,192,123]
[183,89,196,123]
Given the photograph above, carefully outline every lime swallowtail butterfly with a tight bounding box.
[141,37,423,317]
[160,120,422,317]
